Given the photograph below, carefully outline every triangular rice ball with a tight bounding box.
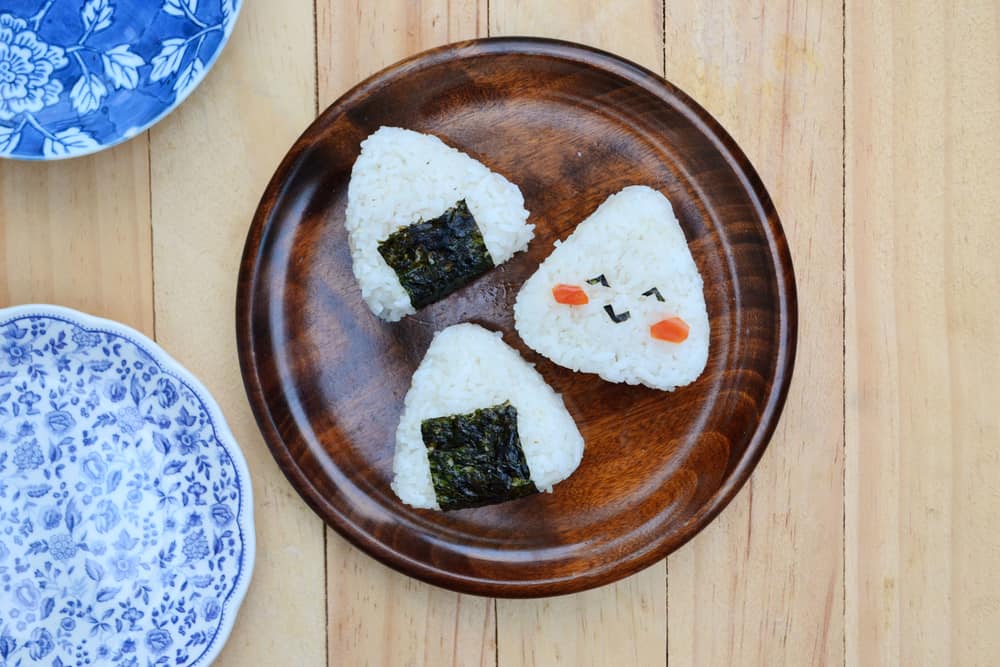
[515,186,710,391]
[347,127,534,321]
[392,324,583,511]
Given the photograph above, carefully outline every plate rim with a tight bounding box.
[0,303,256,663]
[236,36,797,598]
[0,0,244,162]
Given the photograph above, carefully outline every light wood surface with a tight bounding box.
[845,1,1000,666]
[0,140,153,335]
[1,0,997,665]
[663,2,844,665]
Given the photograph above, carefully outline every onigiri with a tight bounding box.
[346,127,534,321]
[514,185,710,391]
[392,323,583,511]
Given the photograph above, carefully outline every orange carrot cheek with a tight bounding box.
[650,317,689,342]
[551,284,589,306]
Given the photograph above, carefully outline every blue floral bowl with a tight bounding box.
[0,0,241,160]
[0,305,254,666]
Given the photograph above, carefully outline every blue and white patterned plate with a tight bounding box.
[0,0,241,160]
[0,305,254,666]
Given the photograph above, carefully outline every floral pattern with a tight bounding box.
[0,308,252,667]
[0,14,66,121]
[0,0,241,160]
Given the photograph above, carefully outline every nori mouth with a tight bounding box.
[422,401,537,511]
[377,200,494,310]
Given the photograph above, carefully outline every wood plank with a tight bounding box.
[328,541,496,667]
[316,2,495,665]
[496,580,666,667]
[148,1,325,664]
[319,0,486,101]
[489,0,664,71]
[664,2,844,665]
[845,1,1000,664]
[488,3,667,666]
[0,140,153,334]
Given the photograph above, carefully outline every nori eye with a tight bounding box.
[377,200,494,310]
[603,305,631,323]
[422,401,537,511]
[586,274,610,286]
[641,287,665,302]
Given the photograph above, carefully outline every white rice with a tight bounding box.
[392,323,583,510]
[514,185,710,391]
[346,127,534,321]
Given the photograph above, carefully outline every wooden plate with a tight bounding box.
[237,38,796,597]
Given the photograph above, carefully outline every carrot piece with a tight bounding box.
[551,284,589,306]
[650,317,689,343]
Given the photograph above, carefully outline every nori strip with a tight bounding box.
[603,304,631,323]
[422,401,537,511]
[641,286,665,302]
[377,200,494,310]
[586,274,610,286]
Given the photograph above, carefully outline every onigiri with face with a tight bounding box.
[514,186,710,391]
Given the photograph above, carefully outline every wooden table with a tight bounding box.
[2,1,997,664]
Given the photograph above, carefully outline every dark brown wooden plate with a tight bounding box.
[237,38,796,597]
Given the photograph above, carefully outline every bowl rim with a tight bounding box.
[0,303,256,664]
[237,36,797,597]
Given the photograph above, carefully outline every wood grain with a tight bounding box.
[316,3,494,665]
[318,0,486,105]
[497,580,666,667]
[487,3,667,665]
[846,1,1000,665]
[663,2,844,665]
[0,141,153,334]
[148,1,326,665]
[328,540,496,667]
[489,0,663,73]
